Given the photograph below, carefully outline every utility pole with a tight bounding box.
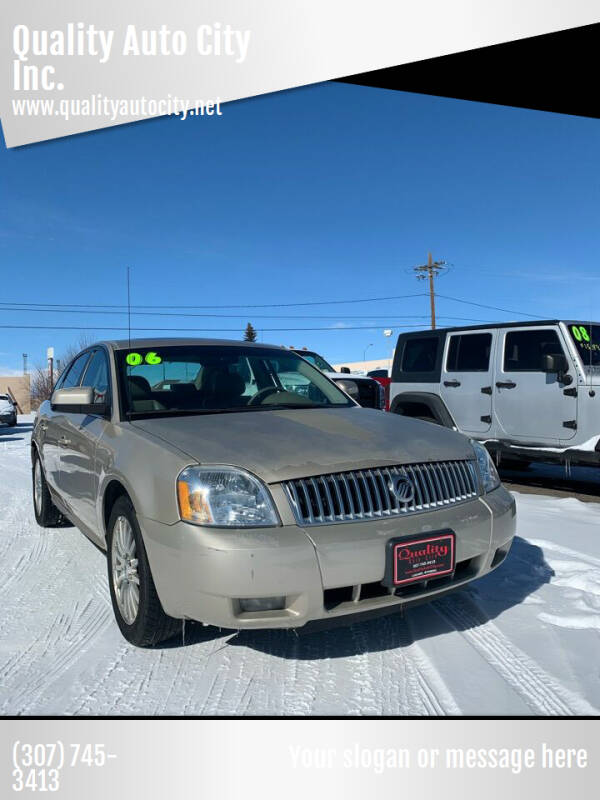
[47,347,54,390]
[22,353,28,375]
[413,252,446,329]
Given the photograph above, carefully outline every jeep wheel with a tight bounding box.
[32,450,62,527]
[107,495,179,647]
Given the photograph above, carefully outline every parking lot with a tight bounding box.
[1,417,599,716]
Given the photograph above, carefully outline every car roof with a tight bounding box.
[400,320,600,336]
[92,337,285,352]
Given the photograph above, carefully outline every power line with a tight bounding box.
[0,292,428,310]
[0,322,485,333]
[0,306,497,323]
[435,294,549,319]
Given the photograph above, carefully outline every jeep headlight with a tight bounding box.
[177,466,279,527]
[471,440,500,493]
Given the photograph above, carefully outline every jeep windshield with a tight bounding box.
[116,344,354,418]
[566,322,600,373]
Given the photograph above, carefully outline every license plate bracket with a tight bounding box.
[382,530,455,588]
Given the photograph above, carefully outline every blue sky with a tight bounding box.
[1,82,599,374]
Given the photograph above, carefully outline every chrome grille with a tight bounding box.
[284,460,479,526]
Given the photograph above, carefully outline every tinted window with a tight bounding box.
[504,329,564,372]
[447,333,492,372]
[368,369,389,378]
[401,338,438,373]
[61,352,92,388]
[81,349,110,404]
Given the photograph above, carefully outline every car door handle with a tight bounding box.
[481,386,493,395]
[443,380,461,387]
[40,422,48,431]
[59,436,71,446]
[496,381,517,389]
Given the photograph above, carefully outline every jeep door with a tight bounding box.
[494,326,577,443]
[58,348,112,532]
[440,331,496,434]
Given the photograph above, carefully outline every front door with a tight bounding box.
[494,326,578,444]
[41,351,93,491]
[440,330,495,434]
[58,349,111,532]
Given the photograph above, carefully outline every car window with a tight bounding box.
[81,349,111,405]
[367,369,388,378]
[116,345,354,416]
[297,351,334,372]
[53,370,68,391]
[401,337,438,373]
[447,333,492,372]
[61,352,92,388]
[504,329,564,372]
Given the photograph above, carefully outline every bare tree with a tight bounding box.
[30,334,95,409]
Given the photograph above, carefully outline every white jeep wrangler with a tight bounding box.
[389,320,600,468]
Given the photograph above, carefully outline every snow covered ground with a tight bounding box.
[1,416,599,716]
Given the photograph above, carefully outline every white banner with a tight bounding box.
[1,0,599,146]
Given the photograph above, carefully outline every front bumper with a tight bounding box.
[140,485,516,629]
[0,412,16,424]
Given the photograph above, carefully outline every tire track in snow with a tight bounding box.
[433,592,599,716]
[527,538,600,569]
[1,598,112,714]
[384,612,460,715]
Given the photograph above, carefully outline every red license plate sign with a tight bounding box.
[385,532,455,587]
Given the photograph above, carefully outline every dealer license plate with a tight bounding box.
[383,531,455,588]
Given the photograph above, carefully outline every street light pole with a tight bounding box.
[363,343,373,362]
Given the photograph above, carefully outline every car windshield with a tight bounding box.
[116,344,354,417]
[295,351,335,372]
[566,322,600,373]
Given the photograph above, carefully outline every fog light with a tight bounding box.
[238,596,286,612]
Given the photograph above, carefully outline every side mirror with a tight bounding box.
[541,353,572,384]
[541,353,568,374]
[340,366,351,374]
[51,386,109,416]
[335,378,359,400]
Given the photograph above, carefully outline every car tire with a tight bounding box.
[32,450,62,527]
[106,495,179,647]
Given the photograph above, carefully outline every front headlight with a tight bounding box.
[177,466,279,527]
[471,440,501,493]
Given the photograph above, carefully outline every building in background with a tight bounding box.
[0,376,31,414]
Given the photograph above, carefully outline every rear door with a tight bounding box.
[58,348,112,532]
[494,326,577,443]
[440,330,496,434]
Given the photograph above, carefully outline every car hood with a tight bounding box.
[130,407,474,484]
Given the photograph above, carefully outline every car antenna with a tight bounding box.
[127,265,132,351]
[126,266,132,421]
